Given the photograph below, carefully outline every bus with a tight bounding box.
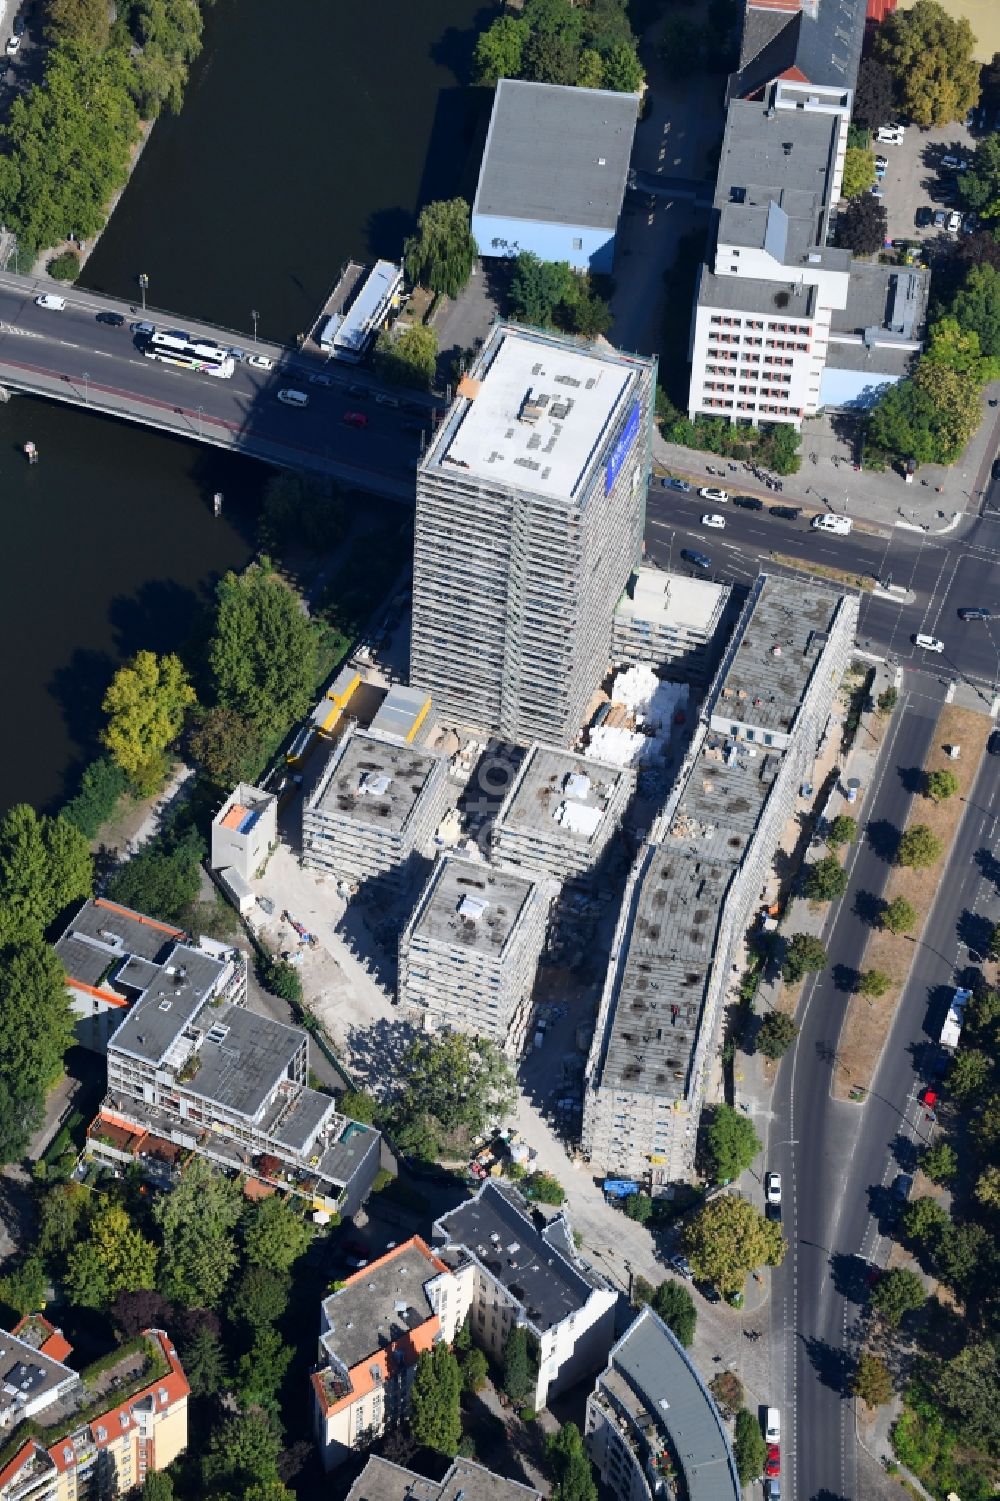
[143,331,235,378]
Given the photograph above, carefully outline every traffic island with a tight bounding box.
[832,702,994,1103]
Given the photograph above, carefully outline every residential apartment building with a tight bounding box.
[347,1456,541,1501]
[688,79,926,429]
[583,573,858,1181]
[0,1321,188,1501]
[612,568,731,684]
[433,1181,619,1411]
[586,1307,740,1501]
[491,744,635,883]
[312,1237,461,1470]
[398,855,551,1054]
[302,726,451,884]
[411,322,656,747]
[91,928,379,1214]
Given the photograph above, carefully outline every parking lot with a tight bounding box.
[875,113,982,246]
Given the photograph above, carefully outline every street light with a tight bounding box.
[138,272,149,312]
[196,405,204,441]
[251,308,259,345]
[82,371,90,407]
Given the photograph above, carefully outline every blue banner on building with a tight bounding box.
[605,402,641,494]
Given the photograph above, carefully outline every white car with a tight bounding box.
[698,486,729,503]
[875,124,905,143]
[276,388,309,407]
[247,353,274,371]
[5,32,20,53]
[765,1171,782,1206]
[701,513,726,529]
[35,294,66,310]
[914,633,945,653]
[765,1408,781,1444]
[946,210,962,233]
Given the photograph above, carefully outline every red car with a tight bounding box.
[342,411,368,428]
[765,1445,780,1478]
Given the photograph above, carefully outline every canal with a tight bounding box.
[2,0,490,814]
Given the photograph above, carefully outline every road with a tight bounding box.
[644,483,1000,697]
[0,271,431,495]
[767,687,1000,1501]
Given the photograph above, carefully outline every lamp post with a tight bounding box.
[138,272,149,312]
[251,308,259,346]
[83,371,90,407]
[196,405,204,441]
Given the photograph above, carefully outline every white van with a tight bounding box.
[811,514,853,534]
[277,388,309,407]
[765,1408,781,1443]
[35,293,67,310]
[875,125,905,144]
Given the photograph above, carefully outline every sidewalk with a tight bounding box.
[654,380,1000,533]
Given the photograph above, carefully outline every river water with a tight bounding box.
[2,0,489,814]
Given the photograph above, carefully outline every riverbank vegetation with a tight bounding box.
[473,0,644,93]
[0,0,211,260]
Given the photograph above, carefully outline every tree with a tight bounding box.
[960,139,1000,227]
[683,1195,785,1297]
[403,198,478,299]
[842,145,876,199]
[230,1265,291,1330]
[924,316,1000,384]
[836,194,887,255]
[976,1165,1000,1208]
[781,933,828,984]
[928,1340,1000,1454]
[521,0,584,86]
[101,650,195,792]
[659,15,703,77]
[61,756,128,839]
[624,1192,653,1223]
[921,1141,958,1183]
[409,1344,462,1453]
[898,823,943,869]
[155,1156,243,1307]
[990,922,1000,962]
[65,1203,157,1307]
[111,1288,173,1339]
[733,1409,767,1486]
[37,1181,88,1262]
[258,471,346,556]
[462,1346,489,1394]
[257,955,303,1006]
[577,48,604,87]
[547,1422,597,1501]
[141,1474,174,1501]
[235,1323,293,1418]
[474,16,529,85]
[502,1325,535,1404]
[392,1033,517,1155]
[202,1411,282,1494]
[859,969,892,999]
[509,252,577,326]
[704,1104,761,1182]
[934,1221,992,1296]
[0,804,91,944]
[188,705,265,789]
[709,1370,744,1420]
[0,937,74,1115]
[854,1352,893,1407]
[757,1011,798,1060]
[871,1266,927,1327]
[882,895,917,934]
[105,827,203,924]
[804,855,848,902]
[867,362,980,466]
[925,768,959,802]
[179,1323,229,1397]
[208,562,319,739]
[877,685,898,715]
[524,1170,565,1205]
[373,324,438,390]
[45,0,112,52]
[903,1195,949,1247]
[826,814,858,849]
[876,0,979,126]
[650,1280,697,1348]
[0,1083,42,1167]
[243,1195,311,1274]
[601,40,643,93]
[853,57,896,130]
[0,1255,47,1318]
[338,1088,379,1124]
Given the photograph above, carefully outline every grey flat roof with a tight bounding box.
[606,1308,740,1501]
[348,1458,541,1501]
[108,943,227,1065]
[54,898,181,991]
[408,856,539,957]
[435,1182,604,1332]
[617,567,727,635]
[183,1001,303,1121]
[0,1328,76,1424]
[317,1119,378,1188]
[832,263,928,337]
[697,267,817,321]
[825,339,918,377]
[321,1243,442,1370]
[266,1084,334,1152]
[308,726,445,835]
[496,745,629,847]
[473,78,639,231]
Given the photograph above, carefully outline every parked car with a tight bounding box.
[308,371,334,386]
[765,1446,781,1478]
[988,730,1000,757]
[765,1171,782,1208]
[874,162,887,179]
[732,494,764,511]
[695,1280,721,1304]
[95,310,125,326]
[947,210,962,233]
[698,486,729,503]
[915,206,933,228]
[701,513,726,529]
[764,1408,780,1444]
[933,210,948,229]
[680,548,712,570]
[661,475,692,492]
[875,125,904,144]
[913,633,945,652]
[764,1481,781,1501]
[769,504,801,520]
[941,154,970,172]
[342,410,368,428]
[892,1172,914,1202]
[958,607,992,621]
[5,33,21,54]
[347,383,371,399]
[667,1253,694,1280]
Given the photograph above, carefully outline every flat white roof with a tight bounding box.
[619,568,726,631]
[439,330,635,501]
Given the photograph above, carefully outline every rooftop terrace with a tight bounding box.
[496,746,628,847]
[307,728,444,836]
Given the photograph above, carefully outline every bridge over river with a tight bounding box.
[0,271,431,500]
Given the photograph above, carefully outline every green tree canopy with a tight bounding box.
[202,1411,282,1495]
[950,266,1000,356]
[130,0,206,117]
[804,855,849,902]
[842,145,876,199]
[926,1340,1000,1455]
[46,0,113,52]
[502,1325,535,1404]
[733,1409,767,1486]
[0,936,74,1105]
[257,471,346,556]
[373,324,438,390]
[882,895,918,934]
[155,1156,243,1307]
[188,705,266,789]
[649,1280,697,1348]
[852,57,896,130]
[704,1104,761,1182]
[923,316,1000,384]
[403,198,478,299]
[338,1088,379,1124]
[960,137,1000,227]
[65,1203,157,1308]
[235,1323,293,1419]
[105,826,203,924]
[921,1141,958,1184]
[854,1351,893,1406]
[898,823,944,868]
[601,40,643,92]
[473,16,529,85]
[903,1194,950,1247]
[782,933,828,983]
[877,685,898,714]
[757,1011,798,1060]
[462,1346,489,1394]
[391,1033,517,1157]
[208,561,319,739]
[243,1194,311,1274]
[229,1265,291,1331]
[547,1421,598,1501]
[875,0,979,126]
[659,15,704,77]
[61,756,128,839]
[859,969,892,998]
[409,1344,462,1453]
[37,1182,89,1262]
[0,1255,48,1319]
[827,814,858,848]
[0,804,91,943]
[101,649,195,791]
[524,1171,566,1205]
[871,1266,927,1327]
[925,768,960,802]
[179,1323,229,1397]
[952,1048,997,1099]
[683,1195,785,1297]
[509,253,579,327]
[836,194,888,255]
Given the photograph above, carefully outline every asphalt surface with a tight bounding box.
[0,271,431,491]
[644,484,1000,696]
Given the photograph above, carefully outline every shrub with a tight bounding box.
[859,969,892,998]
[61,756,128,838]
[257,956,303,1006]
[733,1409,767,1486]
[877,686,898,714]
[854,1352,893,1407]
[925,769,959,802]
[48,251,80,281]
